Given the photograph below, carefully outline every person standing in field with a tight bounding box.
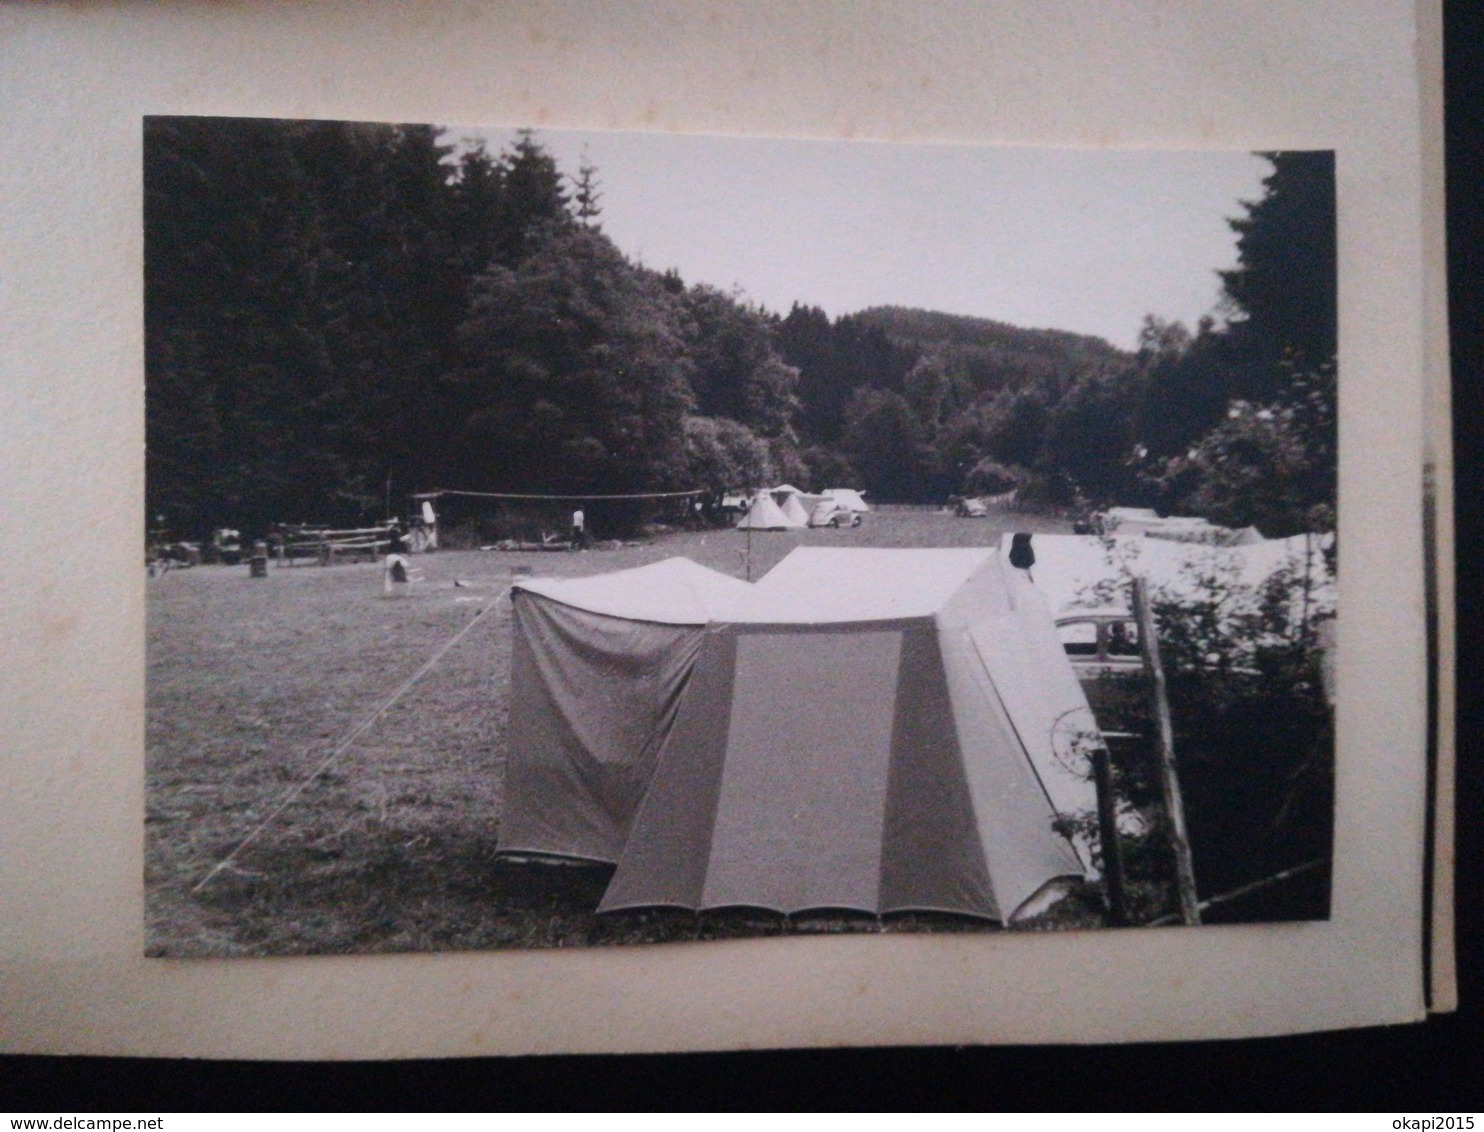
[571,507,585,551]
[384,519,411,590]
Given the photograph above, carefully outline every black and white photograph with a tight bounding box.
[144,116,1338,958]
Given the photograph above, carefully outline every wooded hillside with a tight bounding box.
[145,119,1334,538]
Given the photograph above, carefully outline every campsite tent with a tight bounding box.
[1099,508,1261,545]
[770,484,828,514]
[599,548,1098,921]
[1102,506,1158,529]
[504,547,1101,923]
[778,492,812,528]
[735,492,793,530]
[502,558,754,862]
[1004,531,1336,623]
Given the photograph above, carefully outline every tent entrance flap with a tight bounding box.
[701,629,901,913]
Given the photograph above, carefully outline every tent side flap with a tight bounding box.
[501,594,706,862]
[935,621,1092,919]
[973,560,1104,831]
[603,624,913,915]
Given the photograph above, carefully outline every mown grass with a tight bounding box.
[146,507,1103,957]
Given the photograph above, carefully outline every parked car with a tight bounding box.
[1055,609,1143,678]
[207,527,242,565]
[808,500,862,528]
[952,496,989,518]
[1056,609,1148,733]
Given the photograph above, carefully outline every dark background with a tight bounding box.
[3,5,1479,1110]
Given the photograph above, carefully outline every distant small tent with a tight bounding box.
[504,547,1100,923]
[1100,509,1260,545]
[771,484,828,514]
[777,492,812,528]
[1103,506,1158,528]
[735,492,792,530]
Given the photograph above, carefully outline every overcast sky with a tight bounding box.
[448,126,1270,352]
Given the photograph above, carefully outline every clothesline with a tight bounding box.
[413,488,706,502]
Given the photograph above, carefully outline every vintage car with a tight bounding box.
[1055,608,1148,734]
[952,495,989,518]
[808,500,863,528]
[1055,609,1144,678]
[207,527,243,565]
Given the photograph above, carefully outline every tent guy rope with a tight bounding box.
[190,589,509,895]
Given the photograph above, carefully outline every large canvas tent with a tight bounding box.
[505,548,1101,923]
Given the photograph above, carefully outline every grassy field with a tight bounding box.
[146,506,1105,957]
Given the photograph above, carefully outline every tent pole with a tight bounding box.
[1133,576,1202,926]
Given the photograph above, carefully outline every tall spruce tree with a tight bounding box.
[1217,151,1338,401]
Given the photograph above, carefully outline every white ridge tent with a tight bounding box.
[505,547,1101,923]
[734,492,792,530]
[778,492,812,528]
[771,484,828,514]
[1099,509,1262,545]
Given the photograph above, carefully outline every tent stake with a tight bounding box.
[1133,577,1201,926]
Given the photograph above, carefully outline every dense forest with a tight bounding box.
[145,118,1335,539]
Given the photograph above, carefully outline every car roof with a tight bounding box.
[1055,607,1133,621]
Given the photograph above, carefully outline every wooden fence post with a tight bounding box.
[1132,576,1202,926]
[1091,743,1129,927]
